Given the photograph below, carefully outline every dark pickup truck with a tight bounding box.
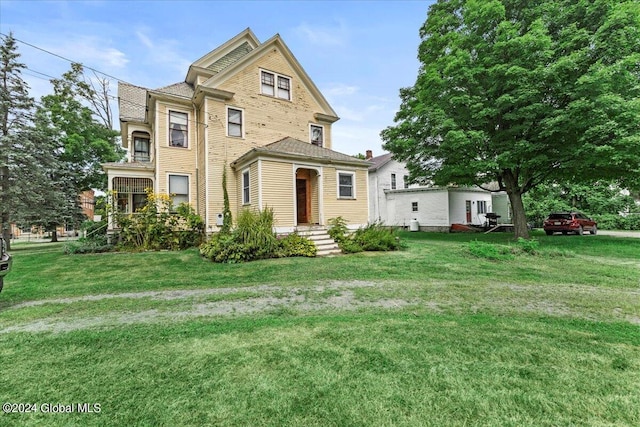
[0,237,12,292]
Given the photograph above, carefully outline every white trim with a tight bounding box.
[204,99,210,230]
[259,68,292,101]
[258,159,263,210]
[336,170,356,199]
[242,168,250,205]
[226,106,245,138]
[167,173,191,205]
[309,123,324,147]
[168,109,190,149]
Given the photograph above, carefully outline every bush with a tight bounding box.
[327,219,405,253]
[278,233,317,258]
[115,191,205,251]
[514,237,539,255]
[200,208,316,263]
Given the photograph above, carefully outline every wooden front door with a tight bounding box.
[296,178,308,224]
[466,200,472,223]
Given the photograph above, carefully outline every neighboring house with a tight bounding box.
[103,28,370,233]
[367,152,511,231]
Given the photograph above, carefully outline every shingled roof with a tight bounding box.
[118,82,148,122]
[207,41,253,73]
[154,82,194,98]
[367,152,393,172]
[232,137,371,168]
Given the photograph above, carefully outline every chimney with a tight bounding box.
[365,150,373,160]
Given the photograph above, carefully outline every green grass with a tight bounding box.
[1,231,639,426]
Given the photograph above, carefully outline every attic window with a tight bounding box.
[260,69,291,100]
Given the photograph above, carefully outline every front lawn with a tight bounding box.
[0,231,638,426]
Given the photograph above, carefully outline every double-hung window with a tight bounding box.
[260,70,291,100]
[227,107,243,137]
[391,173,397,190]
[242,170,250,205]
[169,174,189,207]
[133,135,150,162]
[404,175,409,189]
[477,200,487,214]
[412,202,419,212]
[338,171,355,199]
[169,111,188,147]
[261,71,275,96]
[310,124,324,147]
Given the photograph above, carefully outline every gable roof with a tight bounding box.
[232,137,370,169]
[186,28,260,84]
[368,153,393,172]
[201,32,338,120]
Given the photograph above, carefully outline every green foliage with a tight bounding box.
[278,233,317,258]
[353,223,406,251]
[220,166,233,234]
[115,190,205,251]
[468,240,514,261]
[328,218,405,253]
[382,0,640,239]
[327,216,349,243]
[524,182,638,227]
[515,237,539,255]
[201,208,316,263]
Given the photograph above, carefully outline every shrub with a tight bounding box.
[200,208,316,263]
[353,223,405,251]
[327,216,349,243]
[279,233,317,258]
[115,190,205,251]
[327,219,405,253]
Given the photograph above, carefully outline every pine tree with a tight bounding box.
[0,32,36,248]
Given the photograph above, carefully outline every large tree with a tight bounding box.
[42,64,124,191]
[0,32,36,247]
[382,0,640,238]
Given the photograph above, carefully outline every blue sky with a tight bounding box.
[0,0,435,157]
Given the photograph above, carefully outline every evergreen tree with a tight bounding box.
[0,32,36,248]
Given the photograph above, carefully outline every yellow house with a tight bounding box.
[103,28,370,234]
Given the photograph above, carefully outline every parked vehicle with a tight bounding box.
[543,212,597,236]
[0,237,12,292]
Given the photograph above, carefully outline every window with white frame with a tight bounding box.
[227,107,243,137]
[169,174,189,207]
[261,71,275,96]
[133,133,151,162]
[412,202,418,212]
[404,175,409,189]
[278,76,291,100]
[477,200,487,214]
[242,170,250,204]
[310,124,324,147]
[337,171,355,199]
[391,173,397,190]
[169,111,188,147]
[260,70,291,100]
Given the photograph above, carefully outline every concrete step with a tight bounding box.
[295,227,342,256]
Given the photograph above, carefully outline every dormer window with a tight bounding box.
[310,124,324,147]
[260,70,291,100]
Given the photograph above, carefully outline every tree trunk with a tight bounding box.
[51,230,58,243]
[1,214,10,251]
[506,190,530,239]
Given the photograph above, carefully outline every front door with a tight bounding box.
[296,178,308,224]
[466,200,472,223]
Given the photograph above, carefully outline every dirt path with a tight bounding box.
[2,280,639,334]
